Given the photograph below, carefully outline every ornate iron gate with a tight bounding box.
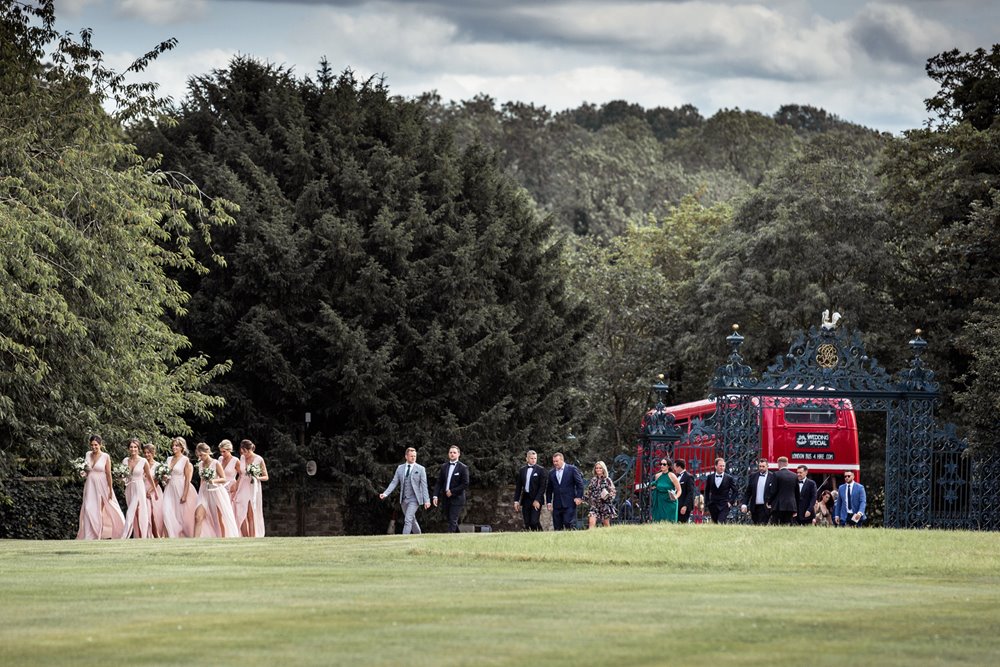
[708,317,999,529]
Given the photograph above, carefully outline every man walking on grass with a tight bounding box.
[834,470,866,527]
[380,447,431,534]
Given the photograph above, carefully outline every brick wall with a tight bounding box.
[263,482,552,535]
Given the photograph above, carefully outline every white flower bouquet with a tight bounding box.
[112,462,130,485]
[71,457,90,478]
[245,462,262,482]
[153,462,170,487]
[199,465,216,482]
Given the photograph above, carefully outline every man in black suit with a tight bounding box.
[673,459,696,523]
[545,452,584,530]
[703,457,738,524]
[432,445,469,533]
[513,450,546,530]
[795,465,818,526]
[769,456,800,525]
[740,457,776,525]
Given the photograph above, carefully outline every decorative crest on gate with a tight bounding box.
[761,322,895,393]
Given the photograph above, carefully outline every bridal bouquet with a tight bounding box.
[112,462,130,485]
[245,462,262,482]
[199,465,216,482]
[71,457,90,478]
[153,462,170,487]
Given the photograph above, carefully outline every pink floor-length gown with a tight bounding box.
[219,455,239,518]
[144,458,165,537]
[76,451,126,540]
[234,453,266,537]
[161,455,197,537]
[195,459,240,538]
[121,457,151,539]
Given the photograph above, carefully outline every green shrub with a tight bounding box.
[0,475,85,539]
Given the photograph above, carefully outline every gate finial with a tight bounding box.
[821,309,842,330]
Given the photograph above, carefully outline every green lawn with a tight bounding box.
[1,525,998,666]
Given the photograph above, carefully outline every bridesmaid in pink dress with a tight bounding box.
[121,439,155,538]
[193,442,240,538]
[161,437,197,538]
[234,439,268,537]
[142,443,165,538]
[76,435,126,540]
[217,439,240,517]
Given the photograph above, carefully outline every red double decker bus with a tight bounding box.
[636,396,859,495]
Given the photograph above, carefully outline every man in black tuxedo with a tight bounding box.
[740,457,776,525]
[545,452,584,530]
[432,445,469,533]
[513,450,546,530]
[795,465,818,525]
[769,456,800,525]
[703,457,738,524]
[672,459,696,523]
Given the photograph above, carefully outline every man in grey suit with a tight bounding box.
[380,447,431,534]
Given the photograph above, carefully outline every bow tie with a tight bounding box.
[715,474,723,478]
[760,473,767,477]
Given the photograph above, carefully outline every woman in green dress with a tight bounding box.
[650,458,682,522]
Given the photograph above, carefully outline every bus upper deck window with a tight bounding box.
[783,408,837,424]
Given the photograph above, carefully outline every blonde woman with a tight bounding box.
[217,439,240,511]
[161,437,196,537]
[193,442,240,538]
[584,461,617,528]
[121,438,156,539]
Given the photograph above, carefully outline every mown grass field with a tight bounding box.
[1,525,998,666]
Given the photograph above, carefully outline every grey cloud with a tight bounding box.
[847,4,953,64]
[215,1,954,85]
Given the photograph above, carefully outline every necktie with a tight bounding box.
[846,484,852,513]
[557,468,563,484]
[405,464,411,478]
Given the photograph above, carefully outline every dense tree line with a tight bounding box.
[131,58,590,530]
[3,1,999,535]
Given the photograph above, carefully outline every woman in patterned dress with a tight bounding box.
[585,460,617,528]
[813,489,834,526]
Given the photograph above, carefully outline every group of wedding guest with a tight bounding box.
[76,435,268,540]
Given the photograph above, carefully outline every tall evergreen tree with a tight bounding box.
[133,59,589,531]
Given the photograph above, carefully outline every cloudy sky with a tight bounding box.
[58,0,998,133]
